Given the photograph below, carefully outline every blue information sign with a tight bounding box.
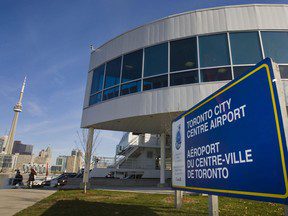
[172,58,288,204]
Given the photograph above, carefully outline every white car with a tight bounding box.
[33,176,45,187]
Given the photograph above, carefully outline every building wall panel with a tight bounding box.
[83,71,93,107]
[83,4,288,131]
[225,6,258,31]
[256,5,288,30]
[81,82,228,128]
[89,5,288,70]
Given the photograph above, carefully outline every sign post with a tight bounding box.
[174,190,183,209]
[208,195,219,216]
[172,58,288,212]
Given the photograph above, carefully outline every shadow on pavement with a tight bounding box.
[42,200,158,216]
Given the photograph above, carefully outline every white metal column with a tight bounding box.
[160,133,166,185]
[83,127,94,193]
[138,134,145,145]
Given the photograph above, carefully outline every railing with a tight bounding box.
[112,144,139,168]
[95,157,115,168]
[118,158,157,170]
[116,136,139,155]
[114,158,171,170]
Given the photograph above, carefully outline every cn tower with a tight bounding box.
[5,77,26,154]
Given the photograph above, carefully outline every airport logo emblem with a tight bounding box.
[175,124,182,150]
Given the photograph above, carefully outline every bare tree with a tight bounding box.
[75,129,102,167]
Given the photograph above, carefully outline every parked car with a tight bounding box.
[32,177,46,188]
[123,174,143,179]
[50,173,77,187]
[41,175,58,187]
[41,179,51,187]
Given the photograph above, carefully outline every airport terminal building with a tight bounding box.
[81,4,288,184]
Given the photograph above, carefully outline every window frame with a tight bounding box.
[120,80,142,96]
[86,30,288,107]
[104,56,122,89]
[169,36,198,72]
[170,68,199,86]
[199,33,231,68]
[229,31,262,66]
[261,31,288,64]
[143,42,169,78]
[121,49,143,83]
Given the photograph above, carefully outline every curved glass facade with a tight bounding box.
[89,31,288,106]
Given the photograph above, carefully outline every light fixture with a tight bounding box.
[185,61,194,67]
[125,65,133,69]
[218,68,227,73]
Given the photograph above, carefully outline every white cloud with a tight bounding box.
[0,76,22,102]
[26,100,45,117]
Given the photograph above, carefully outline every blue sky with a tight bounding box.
[1,0,287,163]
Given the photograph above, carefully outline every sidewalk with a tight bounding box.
[94,186,175,194]
[0,189,56,216]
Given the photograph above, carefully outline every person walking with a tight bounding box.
[27,168,37,188]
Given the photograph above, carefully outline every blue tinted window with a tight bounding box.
[230,32,262,64]
[170,37,198,71]
[143,75,168,91]
[170,70,199,86]
[144,43,168,77]
[262,32,288,63]
[122,49,143,83]
[104,57,122,88]
[90,64,105,94]
[120,81,141,96]
[201,67,232,82]
[233,66,252,78]
[103,86,119,101]
[89,93,102,106]
[199,34,230,67]
[279,65,288,79]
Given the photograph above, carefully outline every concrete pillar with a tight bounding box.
[6,112,20,154]
[83,127,94,193]
[208,195,219,216]
[174,190,183,209]
[160,133,166,185]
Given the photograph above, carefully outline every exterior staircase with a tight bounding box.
[111,137,139,169]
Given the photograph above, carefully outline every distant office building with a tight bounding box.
[12,140,33,155]
[66,149,83,173]
[0,154,18,172]
[50,165,62,173]
[71,149,77,156]
[14,154,33,170]
[0,136,8,153]
[54,149,83,173]
[34,147,52,165]
[0,139,33,172]
[55,155,67,172]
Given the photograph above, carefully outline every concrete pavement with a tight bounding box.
[0,189,56,216]
[94,186,175,194]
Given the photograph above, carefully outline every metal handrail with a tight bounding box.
[116,136,139,155]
